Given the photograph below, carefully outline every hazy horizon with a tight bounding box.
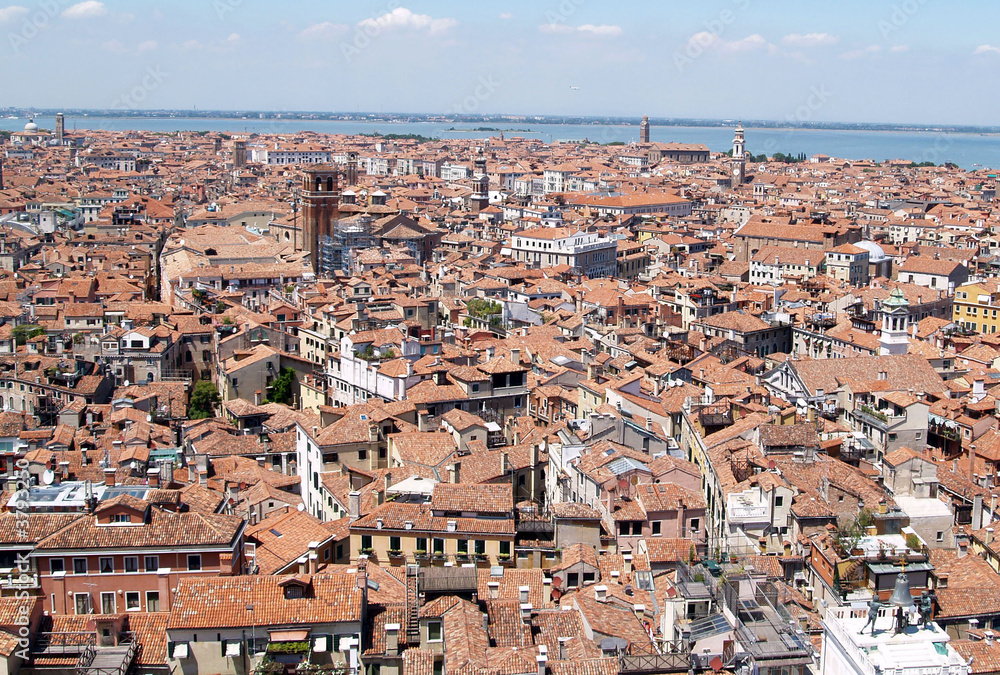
[3,1,1000,126]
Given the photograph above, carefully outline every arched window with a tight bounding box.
[315,178,322,191]
[327,176,334,192]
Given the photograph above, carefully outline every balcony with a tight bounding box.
[852,405,904,431]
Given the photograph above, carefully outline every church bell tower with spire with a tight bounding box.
[731,123,746,186]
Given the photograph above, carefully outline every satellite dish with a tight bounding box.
[42,469,55,485]
[146,415,152,422]
[297,503,305,511]
[123,380,130,387]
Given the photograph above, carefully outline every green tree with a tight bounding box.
[12,324,44,346]
[266,367,296,405]
[187,380,221,419]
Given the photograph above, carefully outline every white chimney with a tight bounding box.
[519,585,530,604]
[595,585,608,602]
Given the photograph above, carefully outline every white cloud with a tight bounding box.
[498,12,513,20]
[226,32,241,45]
[300,21,349,39]
[840,45,881,60]
[358,7,457,35]
[723,34,768,52]
[890,45,910,53]
[180,39,203,51]
[684,32,772,53]
[0,6,28,22]
[538,23,574,34]
[61,1,107,19]
[577,24,622,37]
[136,39,156,52]
[973,44,1000,55]
[539,23,622,37]
[781,32,838,48]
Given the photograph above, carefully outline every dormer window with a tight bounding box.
[285,585,304,599]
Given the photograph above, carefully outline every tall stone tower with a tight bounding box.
[639,115,650,144]
[731,123,746,185]
[55,113,64,145]
[346,152,359,186]
[879,287,910,356]
[301,166,341,274]
[233,140,247,169]
[470,156,489,214]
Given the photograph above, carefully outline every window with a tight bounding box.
[936,531,944,542]
[358,449,367,460]
[774,496,784,507]
[361,535,373,551]
[101,592,116,614]
[99,557,114,574]
[689,519,700,533]
[416,538,428,553]
[567,572,579,587]
[499,541,511,556]
[427,621,443,642]
[50,558,64,573]
[144,556,159,572]
[457,539,468,554]
[73,558,88,574]
[74,593,92,615]
[651,521,661,536]
[187,554,202,571]
[146,591,160,612]
[125,592,140,611]
[433,538,445,554]
[475,540,486,555]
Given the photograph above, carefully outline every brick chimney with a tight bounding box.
[103,467,116,487]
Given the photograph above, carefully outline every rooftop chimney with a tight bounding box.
[449,462,461,484]
[595,585,608,602]
[519,585,530,604]
[349,490,361,523]
[385,623,400,656]
[103,467,116,487]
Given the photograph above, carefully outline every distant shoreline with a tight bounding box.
[3,108,999,136]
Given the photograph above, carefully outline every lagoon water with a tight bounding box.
[4,116,999,170]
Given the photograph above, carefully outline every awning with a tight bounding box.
[269,629,310,642]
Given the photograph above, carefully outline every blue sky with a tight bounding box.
[3,0,1000,125]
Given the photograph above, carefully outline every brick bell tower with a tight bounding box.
[301,166,341,274]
